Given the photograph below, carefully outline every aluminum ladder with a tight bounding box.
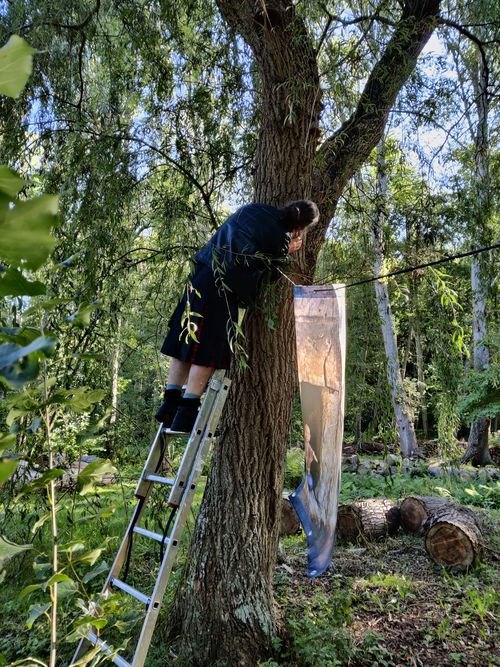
[71,370,230,667]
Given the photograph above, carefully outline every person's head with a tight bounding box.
[280,199,319,231]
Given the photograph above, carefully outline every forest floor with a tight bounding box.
[0,457,498,667]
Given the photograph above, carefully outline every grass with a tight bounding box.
[0,459,499,666]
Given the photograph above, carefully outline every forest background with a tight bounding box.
[0,0,498,666]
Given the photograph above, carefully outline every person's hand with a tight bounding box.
[288,231,303,254]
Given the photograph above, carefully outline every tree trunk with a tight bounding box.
[424,505,482,570]
[337,498,400,542]
[463,50,492,466]
[169,2,441,664]
[371,142,420,458]
[400,495,456,534]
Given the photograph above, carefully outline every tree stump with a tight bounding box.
[400,496,456,534]
[279,497,301,535]
[424,506,482,570]
[337,498,400,542]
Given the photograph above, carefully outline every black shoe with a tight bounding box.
[154,388,183,426]
[170,397,201,433]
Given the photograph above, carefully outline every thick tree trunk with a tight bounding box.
[371,142,420,458]
[424,505,482,570]
[337,498,400,542]
[400,495,456,534]
[169,2,440,664]
[463,52,492,467]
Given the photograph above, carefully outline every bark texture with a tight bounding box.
[169,2,441,664]
[424,505,482,570]
[400,495,456,534]
[337,498,401,542]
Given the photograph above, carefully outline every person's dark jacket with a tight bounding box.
[194,203,291,305]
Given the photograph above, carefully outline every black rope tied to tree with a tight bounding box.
[278,241,500,290]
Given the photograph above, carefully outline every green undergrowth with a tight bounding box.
[1,460,498,666]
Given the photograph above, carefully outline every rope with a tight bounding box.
[277,241,499,290]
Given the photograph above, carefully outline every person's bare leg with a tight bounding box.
[167,358,191,387]
[185,364,214,396]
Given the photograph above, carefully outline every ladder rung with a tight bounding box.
[110,577,150,605]
[133,526,169,544]
[87,631,130,667]
[161,427,189,435]
[143,473,175,485]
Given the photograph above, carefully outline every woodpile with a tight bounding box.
[280,493,485,570]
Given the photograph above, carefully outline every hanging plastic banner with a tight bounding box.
[290,285,346,577]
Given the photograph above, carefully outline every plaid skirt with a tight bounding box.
[160,262,239,369]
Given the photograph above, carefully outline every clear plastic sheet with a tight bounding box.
[290,285,346,577]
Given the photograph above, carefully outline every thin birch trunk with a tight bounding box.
[462,51,492,466]
[371,142,420,458]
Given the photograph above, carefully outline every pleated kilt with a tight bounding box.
[160,262,238,370]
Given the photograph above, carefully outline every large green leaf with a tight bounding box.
[0,165,24,197]
[0,35,36,98]
[64,387,107,413]
[0,458,18,484]
[77,459,116,495]
[19,468,65,496]
[0,267,46,297]
[0,336,56,387]
[0,535,32,567]
[26,602,50,629]
[0,194,58,269]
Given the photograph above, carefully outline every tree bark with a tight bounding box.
[424,505,482,570]
[400,495,456,534]
[337,498,400,542]
[462,50,492,466]
[371,142,420,458]
[169,2,441,664]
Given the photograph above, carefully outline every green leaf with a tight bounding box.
[82,561,108,583]
[77,459,116,495]
[67,303,98,328]
[64,387,107,413]
[0,336,56,368]
[26,602,50,629]
[0,194,58,269]
[0,267,46,297]
[73,548,103,566]
[0,165,24,197]
[46,572,73,587]
[18,468,65,496]
[0,535,32,567]
[19,583,42,599]
[0,458,18,484]
[0,432,15,452]
[0,336,56,387]
[0,35,36,98]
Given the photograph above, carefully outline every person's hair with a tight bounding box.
[280,199,319,230]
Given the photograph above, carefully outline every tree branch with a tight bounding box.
[317,0,441,204]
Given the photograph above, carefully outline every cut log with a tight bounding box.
[337,498,400,542]
[279,497,301,535]
[424,506,482,570]
[400,496,456,534]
